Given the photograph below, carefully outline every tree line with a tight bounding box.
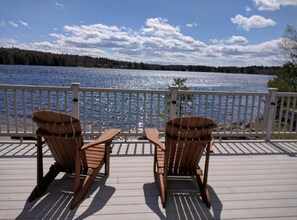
[0,47,280,75]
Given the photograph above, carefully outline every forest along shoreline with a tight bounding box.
[0,47,280,75]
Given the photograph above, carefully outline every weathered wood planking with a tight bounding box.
[0,140,296,219]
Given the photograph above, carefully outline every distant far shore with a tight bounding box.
[0,47,280,75]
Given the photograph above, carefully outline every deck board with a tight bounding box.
[0,140,297,219]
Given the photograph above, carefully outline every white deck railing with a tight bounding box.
[0,83,296,141]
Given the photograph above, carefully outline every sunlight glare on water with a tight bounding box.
[0,65,274,92]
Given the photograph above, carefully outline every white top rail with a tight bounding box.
[0,84,70,91]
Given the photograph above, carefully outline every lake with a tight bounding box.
[0,65,277,133]
[0,65,274,92]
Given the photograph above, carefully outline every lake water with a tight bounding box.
[0,65,274,92]
[0,65,277,132]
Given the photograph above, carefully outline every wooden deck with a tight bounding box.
[0,140,297,219]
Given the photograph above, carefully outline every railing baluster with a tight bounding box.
[114,92,117,129]
[83,91,86,132]
[217,95,222,135]
[150,93,154,127]
[190,94,194,115]
[99,92,102,133]
[22,90,26,133]
[107,92,111,129]
[39,90,42,109]
[31,90,34,132]
[55,91,59,111]
[121,93,124,132]
[143,93,146,129]
[128,93,131,133]
[249,96,255,135]
[230,95,235,134]
[289,97,296,133]
[210,94,213,118]
[47,90,50,109]
[223,95,228,135]
[14,89,18,134]
[136,93,139,132]
[255,96,261,135]
[176,94,180,117]
[236,95,242,134]
[243,95,249,135]
[64,91,67,112]
[204,94,208,117]
[157,94,160,129]
[198,94,201,115]
[277,97,285,132]
[5,89,9,133]
[91,91,94,134]
[283,97,290,133]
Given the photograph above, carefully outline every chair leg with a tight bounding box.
[195,170,211,208]
[71,161,105,209]
[28,164,60,202]
[158,173,166,208]
[203,187,211,208]
[71,176,91,209]
[105,142,111,175]
[195,168,203,190]
[153,145,157,173]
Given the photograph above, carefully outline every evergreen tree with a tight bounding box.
[268,62,297,92]
[268,25,297,92]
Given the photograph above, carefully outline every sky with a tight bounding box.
[0,0,297,67]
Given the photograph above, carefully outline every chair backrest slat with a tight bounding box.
[165,116,215,175]
[33,110,81,136]
[33,110,83,170]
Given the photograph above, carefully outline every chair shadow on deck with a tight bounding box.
[143,178,222,220]
[15,174,115,220]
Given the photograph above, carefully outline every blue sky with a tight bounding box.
[1,0,297,67]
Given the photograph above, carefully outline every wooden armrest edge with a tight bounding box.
[145,128,165,151]
[81,128,121,150]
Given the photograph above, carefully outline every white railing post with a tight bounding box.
[71,82,80,118]
[169,86,178,119]
[265,88,278,141]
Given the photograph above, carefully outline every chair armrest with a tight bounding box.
[145,128,165,151]
[81,129,121,150]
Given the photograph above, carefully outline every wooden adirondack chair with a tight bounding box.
[28,110,120,209]
[145,116,215,208]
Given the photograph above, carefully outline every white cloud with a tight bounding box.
[2,17,284,66]
[186,23,198,28]
[208,39,283,66]
[55,2,64,9]
[141,18,181,37]
[211,36,248,44]
[1,20,29,28]
[231,14,276,31]
[227,36,249,44]
[44,19,282,65]
[8,21,18,27]
[0,38,18,46]
[246,6,252,12]
[19,20,29,27]
[253,0,297,11]
[48,18,206,57]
